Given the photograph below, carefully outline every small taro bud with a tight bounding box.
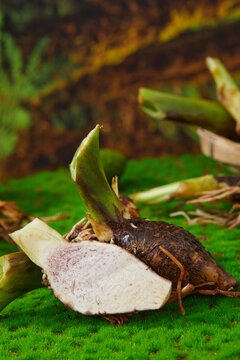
[10,219,172,315]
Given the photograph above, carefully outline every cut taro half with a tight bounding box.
[10,219,172,315]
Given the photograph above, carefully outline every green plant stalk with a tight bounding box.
[130,175,225,204]
[70,125,125,224]
[139,88,235,137]
[0,251,42,312]
[206,57,240,135]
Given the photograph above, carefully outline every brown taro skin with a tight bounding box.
[111,218,239,291]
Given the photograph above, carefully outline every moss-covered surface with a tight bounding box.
[0,154,239,360]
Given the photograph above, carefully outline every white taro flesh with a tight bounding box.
[11,219,172,315]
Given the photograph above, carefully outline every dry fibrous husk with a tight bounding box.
[0,200,68,244]
[171,186,240,230]
[0,201,29,244]
[198,129,240,168]
[187,186,240,204]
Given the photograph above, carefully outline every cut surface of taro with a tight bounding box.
[10,219,172,315]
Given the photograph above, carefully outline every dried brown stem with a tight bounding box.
[168,282,216,303]
[38,214,69,222]
[187,186,240,204]
[197,289,240,297]
[171,202,240,230]
[0,201,29,244]
[0,200,69,245]
[160,246,185,315]
[64,217,97,242]
[103,314,129,326]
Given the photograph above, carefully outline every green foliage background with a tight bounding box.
[0,11,51,159]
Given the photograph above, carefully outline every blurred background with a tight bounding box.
[1,0,240,180]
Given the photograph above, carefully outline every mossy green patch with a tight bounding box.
[0,154,239,360]
[100,148,127,183]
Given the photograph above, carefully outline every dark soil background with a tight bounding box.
[1,0,240,179]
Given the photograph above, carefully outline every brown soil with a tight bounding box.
[0,116,198,181]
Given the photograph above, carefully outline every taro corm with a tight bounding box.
[10,125,240,322]
[67,125,240,314]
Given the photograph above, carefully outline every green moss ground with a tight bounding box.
[0,154,239,360]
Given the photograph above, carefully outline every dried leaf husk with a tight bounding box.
[0,200,68,245]
[171,204,240,231]
[0,201,29,244]
[170,182,240,230]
